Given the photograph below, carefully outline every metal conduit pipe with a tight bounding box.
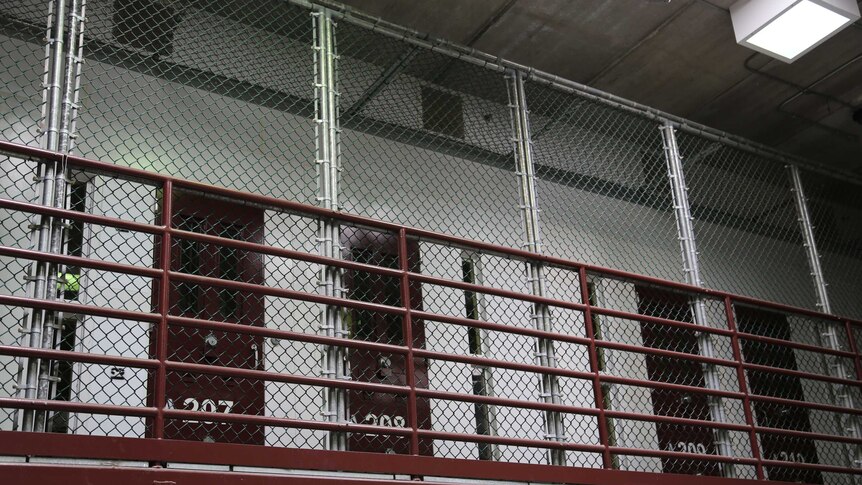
[17,0,67,433]
[660,122,736,478]
[314,9,348,452]
[506,69,566,466]
[34,0,86,432]
[788,165,862,474]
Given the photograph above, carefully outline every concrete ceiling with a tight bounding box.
[337,0,862,177]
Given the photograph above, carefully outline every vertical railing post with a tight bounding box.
[313,7,347,451]
[506,69,565,465]
[788,165,862,473]
[155,180,172,439]
[724,296,765,480]
[579,267,612,469]
[398,228,420,455]
[660,121,735,477]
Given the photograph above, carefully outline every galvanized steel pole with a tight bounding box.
[35,0,87,432]
[661,121,736,478]
[507,69,566,466]
[18,0,67,433]
[314,8,348,452]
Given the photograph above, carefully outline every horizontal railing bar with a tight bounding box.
[741,362,859,387]
[0,245,162,279]
[0,196,164,235]
[0,199,165,234]
[748,393,862,415]
[416,429,605,453]
[410,272,588,313]
[414,310,592,346]
[592,306,735,337]
[0,431,775,485]
[168,315,409,355]
[758,458,862,474]
[169,271,406,315]
[736,331,857,358]
[415,310,736,367]
[414,388,601,416]
[604,410,751,432]
[412,348,594,381]
[163,409,412,436]
[1,140,856,325]
[164,360,409,395]
[0,294,160,323]
[0,345,158,369]
[754,425,862,445]
[0,141,64,161]
[608,445,759,465]
[596,339,736,367]
[0,398,157,417]
[600,374,746,400]
[413,348,744,399]
[170,228,404,278]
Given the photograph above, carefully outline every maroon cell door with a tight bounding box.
[158,191,266,444]
[341,228,432,455]
[736,306,822,484]
[636,286,720,476]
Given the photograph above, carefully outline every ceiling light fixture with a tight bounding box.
[730,0,860,63]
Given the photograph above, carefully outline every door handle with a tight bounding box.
[251,343,260,370]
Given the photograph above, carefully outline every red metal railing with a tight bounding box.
[0,139,860,484]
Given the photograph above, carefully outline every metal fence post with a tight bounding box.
[788,164,862,472]
[17,0,67,432]
[34,0,87,432]
[660,121,736,477]
[313,7,347,451]
[506,69,566,466]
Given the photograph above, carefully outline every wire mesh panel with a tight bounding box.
[733,301,860,484]
[0,0,49,148]
[336,20,522,249]
[524,81,681,282]
[801,171,862,320]
[75,0,316,201]
[586,270,751,477]
[676,132,815,309]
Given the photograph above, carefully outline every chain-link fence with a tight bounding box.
[801,171,862,320]
[1,0,862,482]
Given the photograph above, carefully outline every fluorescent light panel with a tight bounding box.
[746,1,848,59]
[731,0,861,63]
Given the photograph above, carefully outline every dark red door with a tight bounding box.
[737,306,822,484]
[636,286,720,476]
[158,191,266,444]
[341,228,432,455]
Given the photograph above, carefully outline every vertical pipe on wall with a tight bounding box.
[660,121,736,477]
[788,165,862,473]
[17,0,67,433]
[506,69,566,466]
[313,8,347,451]
[35,0,87,432]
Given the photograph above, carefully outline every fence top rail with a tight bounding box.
[1,139,859,328]
[296,0,862,187]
